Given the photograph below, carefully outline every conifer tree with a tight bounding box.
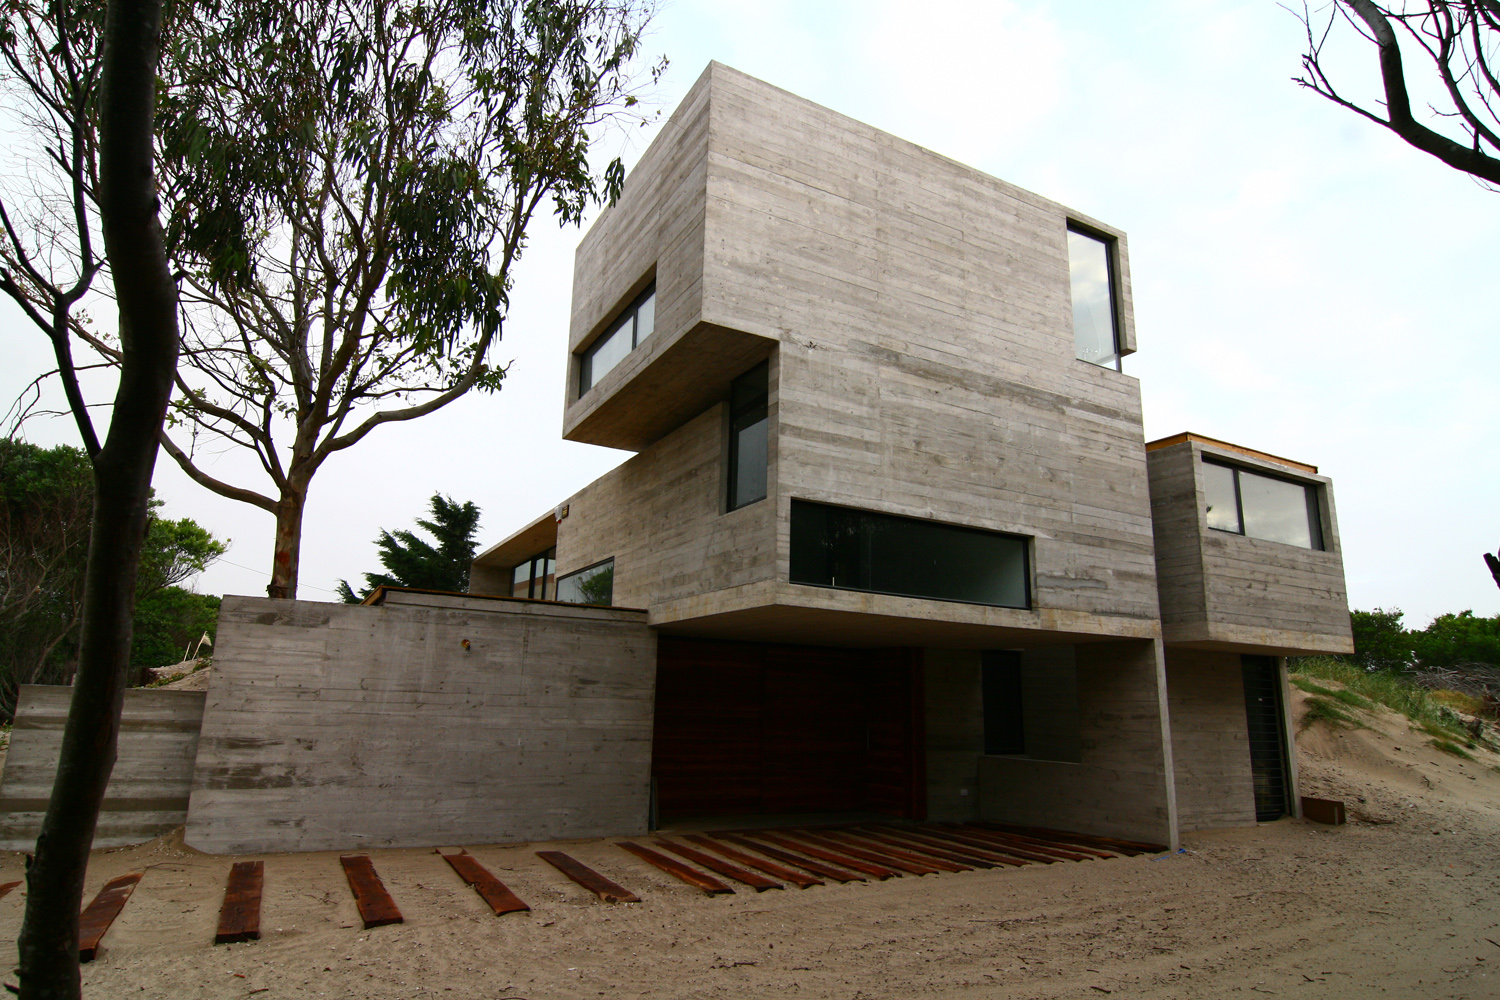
[338,494,481,601]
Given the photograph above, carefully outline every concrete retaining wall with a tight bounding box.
[0,685,206,850]
[184,592,656,854]
[1165,649,1257,831]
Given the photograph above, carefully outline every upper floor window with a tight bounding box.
[727,361,769,511]
[556,557,615,606]
[1203,460,1324,550]
[579,284,655,395]
[511,548,556,599]
[1067,225,1120,371]
[789,500,1030,609]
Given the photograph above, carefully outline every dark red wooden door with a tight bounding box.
[652,637,924,821]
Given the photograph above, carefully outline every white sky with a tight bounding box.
[2,0,1495,628]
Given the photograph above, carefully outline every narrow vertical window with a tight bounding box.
[982,650,1025,755]
[1067,225,1120,370]
[727,361,769,511]
[579,283,656,395]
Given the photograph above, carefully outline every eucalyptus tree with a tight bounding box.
[0,0,181,994]
[1294,0,1500,186]
[158,0,659,598]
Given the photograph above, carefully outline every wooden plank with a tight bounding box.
[847,828,1004,869]
[653,838,782,891]
[536,850,640,903]
[940,828,1062,864]
[748,831,898,880]
[0,881,21,900]
[939,825,1119,860]
[616,842,733,895]
[802,830,957,874]
[681,834,822,888]
[214,861,263,944]
[436,849,530,916]
[950,827,1095,862]
[718,834,865,884]
[965,821,1165,855]
[78,873,142,962]
[871,826,1031,866]
[339,855,404,929]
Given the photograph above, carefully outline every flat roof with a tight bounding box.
[1144,432,1318,475]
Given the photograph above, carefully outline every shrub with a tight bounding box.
[1349,608,1413,671]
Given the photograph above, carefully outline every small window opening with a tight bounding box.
[1067,225,1120,371]
[579,283,656,395]
[727,361,769,511]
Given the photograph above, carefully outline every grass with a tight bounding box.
[1289,676,1375,710]
[1429,738,1475,760]
[1432,689,1486,715]
[1292,656,1471,741]
[1299,695,1364,731]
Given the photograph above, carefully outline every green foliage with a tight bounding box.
[138,498,228,597]
[1348,608,1413,671]
[130,588,221,673]
[1292,656,1469,740]
[1428,738,1475,761]
[1409,610,1500,668]
[1299,696,1363,730]
[339,494,481,602]
[1289,676,1374,710]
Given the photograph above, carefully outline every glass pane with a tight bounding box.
[982,651,1025,755]
[1203,462,1241,533]
[731,417,768,508]
[1239,471,1316,548]
[634,290,655,344]
[512,561,531,598]
[789,500,1028,609]
[1067,229,1118,368]
[581,317,632,392]
[556,559,614,606]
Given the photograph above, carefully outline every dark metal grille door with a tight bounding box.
[1241,655,1290,821]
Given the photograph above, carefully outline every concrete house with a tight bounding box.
[0,64,1353,855]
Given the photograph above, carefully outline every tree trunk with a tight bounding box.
[15,0,178,996]
[266,487,306,599]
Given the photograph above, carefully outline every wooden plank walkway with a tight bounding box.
[616,842,733,895]
[339,855,404,929]
[79,873,142,962]
[214,861,263,944]
[719,834,865,884]
[653,838,783,891]
[681,835,823,888]
[537,851,640,903]
[437,849,530,916]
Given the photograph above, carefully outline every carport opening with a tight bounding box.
[651,636,927,827]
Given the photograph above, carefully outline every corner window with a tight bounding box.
[511,548,556,599]
[982,650,1025,755]
[1067,225,1120,371]
[1203,460,1323,550]
[789,500,1030,609]
[556,557,614,606]
[727,361,768,511]
[579,284,655,395]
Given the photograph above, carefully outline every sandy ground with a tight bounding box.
[3,686,1500,999]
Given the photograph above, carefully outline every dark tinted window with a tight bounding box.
[1203,460,1323,550]
[728,362,768,510]
[982,651,1025,755]
[510,548,555,599]
[556,558,614,606]
[789,500,1029,608]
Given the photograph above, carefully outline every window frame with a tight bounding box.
[1065,221,1122,372]
[555,557,615,606]
[1202,458,1325,551]
[726,360,770,512]
[788,499,1033,610]
[578,282,656,396]
[510,547,556,600]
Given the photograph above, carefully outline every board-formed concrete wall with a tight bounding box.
[978,639,1178,847]
[185,592,655,854]
[1165,649,1257,831]
[0,685,206,849]
[1148,438,1352,655]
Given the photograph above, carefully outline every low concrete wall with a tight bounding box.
[1165,649,1257,831]
[0,685,206,850]
[978,639,1178,847]
[184,592,655,854]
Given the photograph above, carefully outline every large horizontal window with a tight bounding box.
[1067,224,1120,371]
[555,557,614,606]
[790,500,1029,609]
[579,284,655,395]
[511,547,556,600]
[1203,460,1323,550]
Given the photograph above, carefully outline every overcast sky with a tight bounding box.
[3,0,1495,627]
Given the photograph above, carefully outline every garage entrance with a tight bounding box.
[652,637,926,823]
